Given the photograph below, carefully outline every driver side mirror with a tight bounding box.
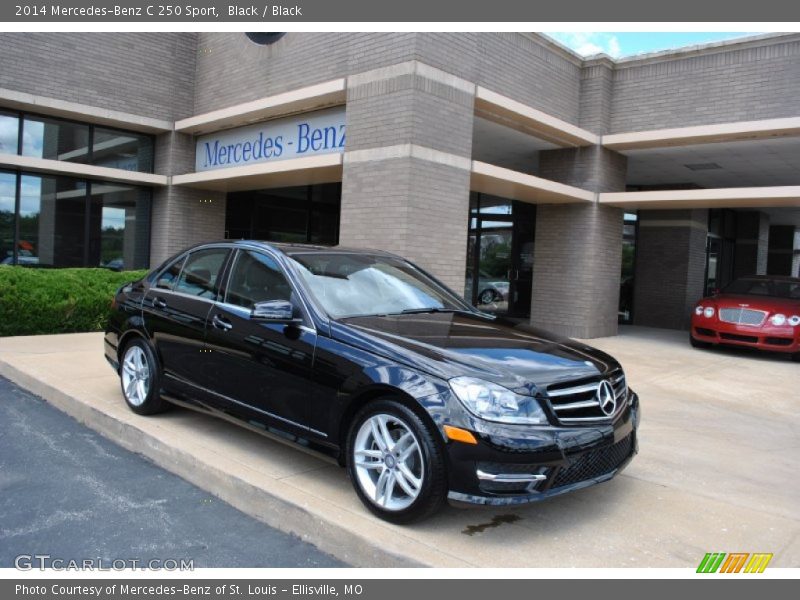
[251,299,300,324]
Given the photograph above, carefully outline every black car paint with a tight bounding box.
[105,240,639,506]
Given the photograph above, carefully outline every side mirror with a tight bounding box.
[251,299,299,323]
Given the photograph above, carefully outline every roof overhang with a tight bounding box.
[603,117,800,151]
[174,79,347,135]
[0,153,168,186]
[474,87,599,148]
[599,186,800,209]
[171,154,343,192]
[471,161,595,204]
[0,87,172,134]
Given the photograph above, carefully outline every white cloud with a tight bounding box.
[549,33,623,58]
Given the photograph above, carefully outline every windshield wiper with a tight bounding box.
[396,307,471,315]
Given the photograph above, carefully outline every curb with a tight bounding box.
[0,359,437,568]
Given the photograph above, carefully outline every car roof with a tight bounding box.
[205,240,398,258]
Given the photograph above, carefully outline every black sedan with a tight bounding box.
[105,241,639,523]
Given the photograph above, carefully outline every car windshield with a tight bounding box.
[287,252,472,318]
[723,278,800,299]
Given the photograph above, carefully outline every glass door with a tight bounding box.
[464,194,535,318]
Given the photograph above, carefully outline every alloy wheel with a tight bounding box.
[121,345,151,407]
[352,414,424,511]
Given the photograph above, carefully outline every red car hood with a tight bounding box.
[708,294,800,314]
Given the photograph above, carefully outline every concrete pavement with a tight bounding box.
[0,327,797,568]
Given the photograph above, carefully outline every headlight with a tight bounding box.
[703,307,715,318]
[770,313,787,326]
[695,306,704,315]
[449,377,547,425]
[789,315,800,327]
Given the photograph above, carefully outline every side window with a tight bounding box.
[154,256,186,290]
[174,248,230,299]
[226,250,293,309]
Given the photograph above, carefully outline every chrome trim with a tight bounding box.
[718,307,767,326]
[547,382,599,397]
[550,399,600,411]
[476,470,547,483]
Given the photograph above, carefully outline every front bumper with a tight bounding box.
[691,319,800,353]
[445,392,640,506]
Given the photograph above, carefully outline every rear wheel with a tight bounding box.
[347,399,447,524]
[479,289,497,304]
[119,338,169,415]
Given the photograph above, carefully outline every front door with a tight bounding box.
[202,249,320,435]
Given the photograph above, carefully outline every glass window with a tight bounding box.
[0,171,15,264]
[155,256,186,290]
[22,116,90,163]
[89,181,151,270]
[289,252,468,319]
[19,174,87,267]
[92,127,154,173]
[226,250,293,309]
[174,248,229,299]
[0,112,19,154]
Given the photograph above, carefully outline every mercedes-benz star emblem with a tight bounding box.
[596,380,616,416]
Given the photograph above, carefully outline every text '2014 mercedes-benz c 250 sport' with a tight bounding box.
[104,241,640,523]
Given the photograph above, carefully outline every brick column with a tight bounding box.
[733,211,770,278]
[529,146,626,339]
[339,62,475,293]
[633,209,709,330]
[767,225,798,276]
[150,131,226,266]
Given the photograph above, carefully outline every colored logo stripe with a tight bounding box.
[697,552,773,573]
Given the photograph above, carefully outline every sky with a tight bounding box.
[546,32,759,59]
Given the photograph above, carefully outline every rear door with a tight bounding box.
[142,246,231,397]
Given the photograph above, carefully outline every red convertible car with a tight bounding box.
[691,275,800,361]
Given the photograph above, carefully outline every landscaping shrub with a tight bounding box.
[0,267,148,337]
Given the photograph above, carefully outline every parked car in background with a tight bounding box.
[691,275,800,361]
[105,241,639,523]
[464,267,510,305]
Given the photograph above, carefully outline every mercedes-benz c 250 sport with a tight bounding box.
[104,241,640,523]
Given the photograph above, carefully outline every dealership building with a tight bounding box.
[1,32,799,338]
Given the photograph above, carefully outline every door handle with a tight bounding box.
[212,314,233,331]
[153,296,167,309]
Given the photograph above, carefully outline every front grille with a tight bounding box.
[551,434,633,489]
[720,332,759,343]
[718,308,767,326]
[765,337,793,346]
[545,369,627,424]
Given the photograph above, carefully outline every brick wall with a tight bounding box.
[0,32,196,121]
[609,35,800,132]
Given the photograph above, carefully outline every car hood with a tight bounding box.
[707,294,800,313]
[330,312,620,393]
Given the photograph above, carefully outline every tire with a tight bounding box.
[118,338,169,415]
[346,398,447,524]
[792,352,800,363]
[690,334,711,349]
[478,289,497,305]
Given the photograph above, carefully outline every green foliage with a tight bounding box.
[0,267,147,337]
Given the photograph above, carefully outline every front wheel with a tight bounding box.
[347,399,447,524]
[478,289,497,305]
[119,338,169,415]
